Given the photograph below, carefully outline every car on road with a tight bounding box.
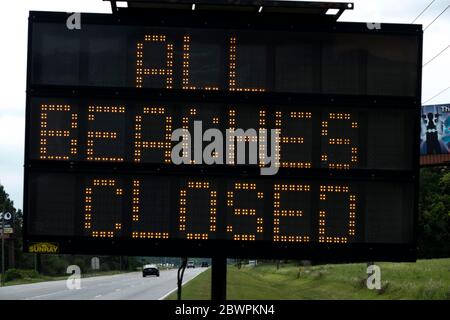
[142,264,160,277]
[201,262,209,268]
[187,261,195,268]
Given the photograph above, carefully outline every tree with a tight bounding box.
[418,167,450,258]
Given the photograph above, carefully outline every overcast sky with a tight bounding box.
[0,0,449,209]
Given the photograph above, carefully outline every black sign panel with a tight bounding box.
[28,97,416,170]
[28,171,413,242]
[24,10,422,261]
[30,21,419,96]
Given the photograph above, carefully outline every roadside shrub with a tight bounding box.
[72,257,87,273]
[4,269,40,282]
[101,264,111,272]
[41,256,67,276]
[21,269,39,279]
[4,269,22,282]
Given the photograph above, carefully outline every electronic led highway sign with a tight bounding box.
[24,1,422,261]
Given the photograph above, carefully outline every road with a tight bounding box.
[0,268,207,300]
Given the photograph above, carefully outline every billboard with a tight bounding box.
[421,104,450,155]
[420,104,450,166]
[24,9,422,261]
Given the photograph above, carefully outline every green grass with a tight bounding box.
[0,270,129,287]
[166,258,450,300]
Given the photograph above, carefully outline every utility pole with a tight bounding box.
[8,235,15,269]
[1,212,5,286]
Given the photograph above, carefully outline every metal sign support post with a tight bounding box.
[211,257,227,300]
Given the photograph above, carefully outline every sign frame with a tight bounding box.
[23,9,423,262]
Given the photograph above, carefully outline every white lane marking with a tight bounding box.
[19,273,141,299]
[115,289,121,292]
[25,288,74,300]
[25,275,131,299]
[157,268,208,300]
[95,294,102,298]
[26,280,116,299]
[21,270,177,300]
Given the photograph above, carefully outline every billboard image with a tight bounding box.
[421,104,450,155]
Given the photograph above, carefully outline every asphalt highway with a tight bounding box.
[0,268,207,300]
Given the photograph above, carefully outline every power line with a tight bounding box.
[411,0,436,24]
[423,86,450,104]
[413,3,450,103]
[423,44,450,67]
[424,4,450,31]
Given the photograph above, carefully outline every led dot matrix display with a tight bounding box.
[24,9,421,260]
